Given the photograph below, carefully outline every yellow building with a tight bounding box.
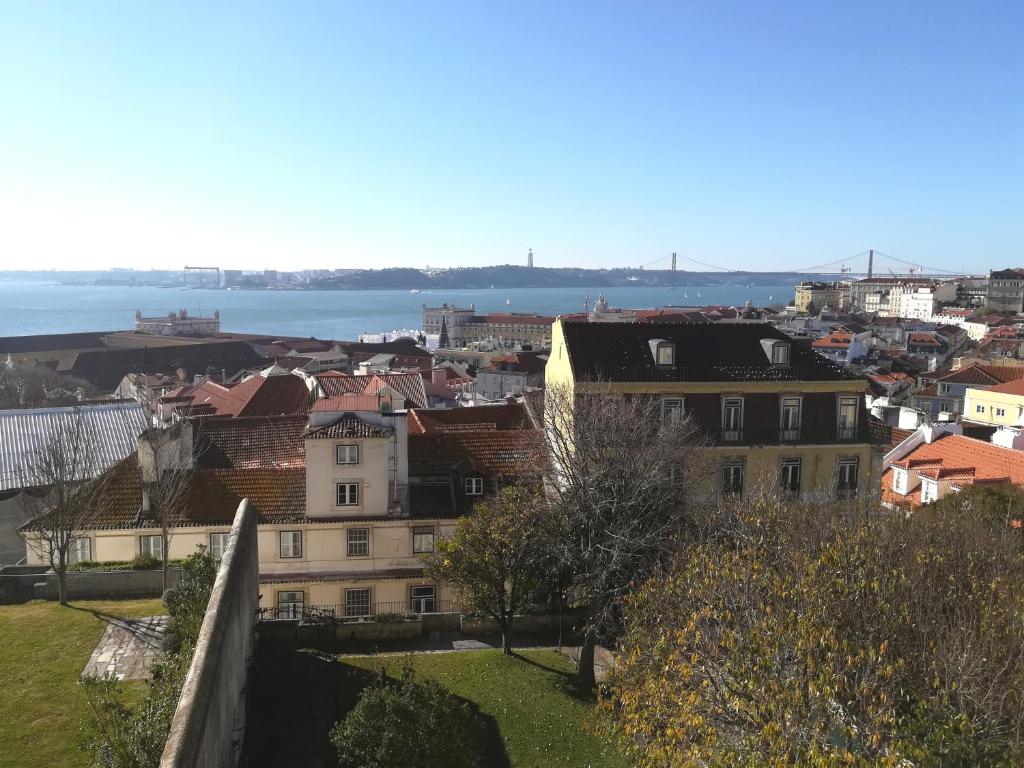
[546,318,874,498]
[963,379,1024,428]
[793,281,842,313]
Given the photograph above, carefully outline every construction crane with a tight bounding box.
[184,266,221,288]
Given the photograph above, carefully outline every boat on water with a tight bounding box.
[409,289,421,294]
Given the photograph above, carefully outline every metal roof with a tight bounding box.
[0,402,148,491]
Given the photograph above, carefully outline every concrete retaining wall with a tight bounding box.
[460,612,585,636]
[160,500,259,768]
[0,566,182,605]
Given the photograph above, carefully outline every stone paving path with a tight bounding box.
[82,615,168,681]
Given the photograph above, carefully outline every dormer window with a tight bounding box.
[760,339,790,366]
[465,476,484,496]
[648,339,675,366]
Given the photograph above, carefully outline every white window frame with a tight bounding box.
[976,404,986,414]
[892,468,908,494]
[336,482,359,507]
[771,343,790,365]
[661,397,685,425]
[208,532,230,560]
[139,534,163,560]
[335,444,359,465]
[344,587,371,617]
[920,478,938,503]
[464,476,484,496]
[69,536,92,564]
[656,342,675,366]
[277,590,304,620]
[837,396,859,440]
[412,526,435,554]
[780,396,802,441]
[837,457,859,498]
[346,527,370,557]
[722,397,744,441]
[996,408,1006,417]
[780,458,802,495]
[279,530,303,559]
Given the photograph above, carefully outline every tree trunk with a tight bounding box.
[57,568,68,606]
[577,631,596,688]
[162,529,169,593]
[500,614,513,655]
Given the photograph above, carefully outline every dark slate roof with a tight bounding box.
[0,331,114,355]
[560,321,856,382]
[305,415,394,439]
[60,341,263,390]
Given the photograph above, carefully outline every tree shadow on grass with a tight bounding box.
[511,649,599,703]
[241,640,510,768]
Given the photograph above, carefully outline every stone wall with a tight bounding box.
[160,500,259,768]
[0,566,182,605]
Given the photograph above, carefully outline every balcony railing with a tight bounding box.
[837,425,857,441]
[712,424,865,446]
[260,599,457,622]
[779,427,801,442]
[721,428,743,443]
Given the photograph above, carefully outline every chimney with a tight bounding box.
[432,368,447,385]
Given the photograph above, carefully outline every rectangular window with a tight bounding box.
[464,476,484,495]
[410,585,436,613]
[997,408,1006,417]
[780,397,801,441]
[336,482,359,506]
[279,530,302,559]
[139,535,162,560]
[347,528,370,557]
[70,537,92,564]
[722,460,745,495]
[772,344,790,365]
[277,590,304,620]
[921,479,938,504]
[837,397,858,440]
[892,468,907,494]
[780,458,802,495]
[656,343,675,366]
[208,532,230,560]
[335,444,359,464]
[837,458,859,499]
[976,404,986,414]
[413,526,435,554]
[722,398,744,441]
[345,588,371,617]
[661,397,684,425]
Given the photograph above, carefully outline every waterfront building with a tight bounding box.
[793,281,843,313]
[134,309,221,336]
[422,304,554,349]
[546,319,873,498]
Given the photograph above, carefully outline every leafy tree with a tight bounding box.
[330,664,480,768]
[423,486,551,654]
[605,490,1024,767]
[538,383,709,687]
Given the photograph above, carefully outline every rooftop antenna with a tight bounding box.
[527,248,534,268]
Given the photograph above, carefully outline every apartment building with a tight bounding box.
[911,362,1024,419]
[423,304,554,349]
[963,378,1024,428]
[986,269,1024,313]
[19,398,540,618]
[546,319,873,498]
[793,281,843,313]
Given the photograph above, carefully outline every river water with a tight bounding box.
[0,280,795,339]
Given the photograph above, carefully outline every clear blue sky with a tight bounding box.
[0,1,1021,272]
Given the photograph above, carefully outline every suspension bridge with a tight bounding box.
[638,250,976,281]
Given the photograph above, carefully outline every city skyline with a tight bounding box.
[1,1,1021,272]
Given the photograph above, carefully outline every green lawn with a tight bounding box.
[338,650,625,768]
[0,599,165,768]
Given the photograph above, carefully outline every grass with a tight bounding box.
[0,599,165,768]
[338,649,625,768]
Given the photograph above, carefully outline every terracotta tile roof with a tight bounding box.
[938,363,1024,387]
[890,433,1024,483]
[305,415,394,439]
[28,457,307,530]
[812,333,852,349]
[317,372,428,409]
[908,333,942,347]
[915,384,939,397]
[407,404,532,435]
[312,394,395,412]
[980,377,1024,397]
[167,371,313,418]
[409,430,539,477]
[195,415,307,469]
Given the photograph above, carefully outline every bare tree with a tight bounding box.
[136,420,201,592]
[536,383,710,687]
[22,409,105,605]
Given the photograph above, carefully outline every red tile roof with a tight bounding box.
[980,376,1024,397]
[812,333,852,349]
[316,372,428,409]
[196,415,307,469]
[305,415,394,439]
[938,363,1024,387]
[409,431,539,477]
[166,371,313,418]
[883,432,1024,508]
[407,404,532,435]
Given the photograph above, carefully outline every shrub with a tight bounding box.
[330,664,480,768]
